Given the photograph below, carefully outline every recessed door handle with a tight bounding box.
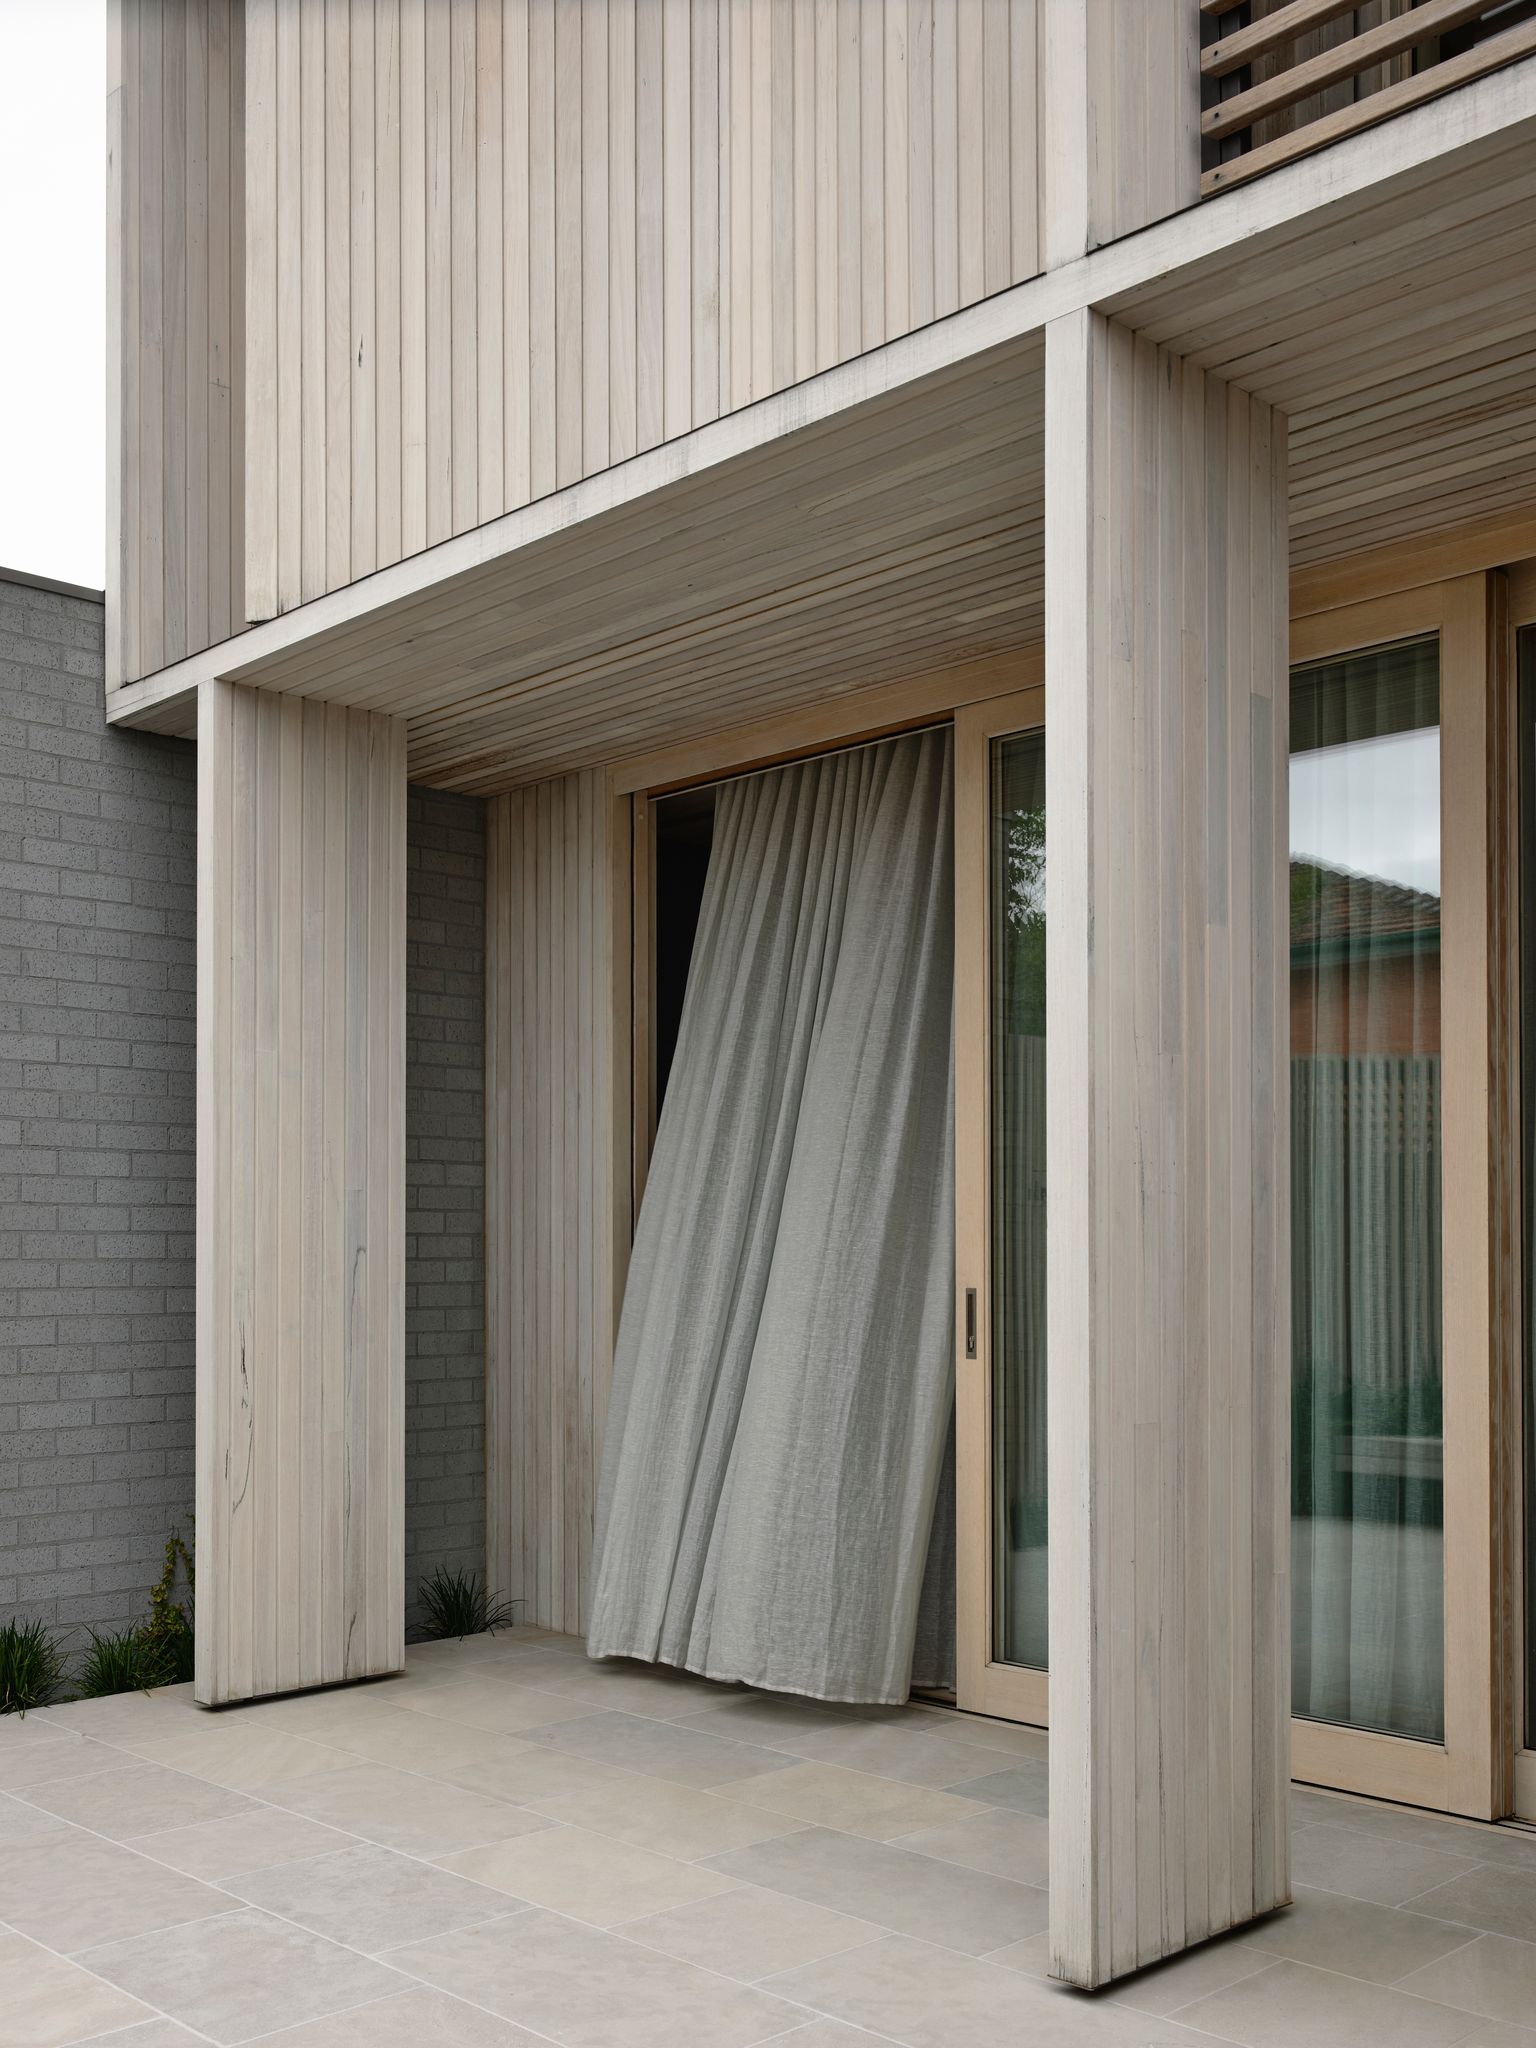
[965,1287,977,1360]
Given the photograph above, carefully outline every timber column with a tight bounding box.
[196,679,407,1704]
[1045,308,1291,1985]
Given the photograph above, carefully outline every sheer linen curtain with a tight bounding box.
[587,729,956,1704]
[1290,638,1444,1744]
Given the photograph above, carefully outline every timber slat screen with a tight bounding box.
[1199,0,1536,195]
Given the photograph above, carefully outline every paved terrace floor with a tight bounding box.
[3,1628,1536,2047]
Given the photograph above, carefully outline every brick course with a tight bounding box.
[0,573,486,1651]
[0,577,196,1638]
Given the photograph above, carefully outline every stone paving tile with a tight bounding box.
[239,1986,551,2044]
[1170,1958,1486,2048]
[71,2024,215,2047]
[1225,1884,1480,1985]
[17,1635,1536,2047]
[78,1907,403,2045]
[520,1706,800,1787]
[620,1881,886,1982]
[1395,1932,1536,2028]
[707,1824,1052,1955]
[0,1928,155,2048]
[71,2023,210,2047]
[0,1830,230,1953]
[128,1804,361,1880]
[17,1760,258,1841]
[390,1907,807,2048]
[0,1787,74,1845]
[0,1727,126,1791]
[1399,1862,1536,1943]
[766,1934,1229,2048]
[256,1759,554,1858]
[226,1841,517,1951]
[438,1821,735,1927]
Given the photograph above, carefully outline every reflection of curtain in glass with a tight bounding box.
[1290,638,1443,1743]
[997,1033,1047,1665]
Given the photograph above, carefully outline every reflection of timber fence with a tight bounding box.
[1292,1053,1443,1531]
[996,1036,1048,1544]
[992,1046,1443,1540]
[999,1048,1441,1540]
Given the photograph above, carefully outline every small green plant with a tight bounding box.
[418,1567,519,1640]
[139,1527,195,1685]
[77,1626,167,1698]
[0,1617,68,1714]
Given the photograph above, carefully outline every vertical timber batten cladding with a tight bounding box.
[196,679,407,1705]
[242,0,1046,621]
[1045,308,1291,1987]
[107,0,245,688]
[484,774,628,1634]
[1039,0,1199,264]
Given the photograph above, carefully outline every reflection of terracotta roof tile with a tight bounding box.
[1290,859,1440,949]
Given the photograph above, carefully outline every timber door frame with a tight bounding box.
[610,652,1042,1211]
[606,651,1041,1694]
[953,685,1049,1728]
[941,584,1508,1809]
[1502,561,1536,1823]
[1288,577,1505,1818]
[598,577,1516,1815]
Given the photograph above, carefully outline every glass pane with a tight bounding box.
[990,729,1047,1670]
[1520,626,1536,1750]
[1290,635,1444,1744]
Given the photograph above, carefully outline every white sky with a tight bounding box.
[1290,727,1441,897]
[0,0,105,590]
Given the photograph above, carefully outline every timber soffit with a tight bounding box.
[108,58,1536,786]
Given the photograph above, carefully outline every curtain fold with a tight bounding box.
[587,728,955,1704]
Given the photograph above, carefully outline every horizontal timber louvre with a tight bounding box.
[1200,0,1536,195]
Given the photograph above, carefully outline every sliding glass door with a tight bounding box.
[1516,619,1536,1823]
[955,587,1503,1819]
[955,686,1049,1724]
[1289,582,1499,1817]
[1289,635,1445,1747]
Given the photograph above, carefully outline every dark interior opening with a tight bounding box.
[652,783,716,1115]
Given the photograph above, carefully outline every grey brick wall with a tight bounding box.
[405,787,487,1631]
[0,575,197,1641]
[0,571,488,1654]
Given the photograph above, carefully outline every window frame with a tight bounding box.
[1288,577,1503,1817]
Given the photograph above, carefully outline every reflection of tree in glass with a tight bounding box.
[1000,803,1046,1036]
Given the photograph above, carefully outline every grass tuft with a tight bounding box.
[0,1617,68,1715]
[78,1626,174,1698]
[418,1567,520,1641]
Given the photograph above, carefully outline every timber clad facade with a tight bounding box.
[113,0,1195,660]
[98,0,1536,1991]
